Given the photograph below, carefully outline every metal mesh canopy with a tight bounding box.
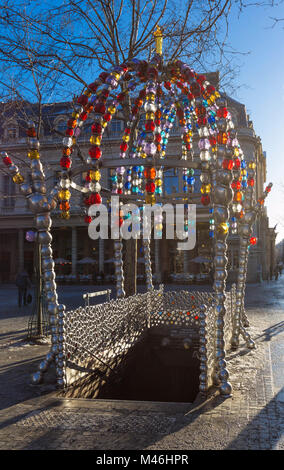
[63,286,235,395]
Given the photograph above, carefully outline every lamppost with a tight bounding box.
[26,230,49,343]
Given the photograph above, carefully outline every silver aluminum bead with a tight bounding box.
[33,181,46,194]
[38,230,52,245]
[31,371,43,385]
[19,183,32,196]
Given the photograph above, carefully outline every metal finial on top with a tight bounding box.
[154,25,163,55]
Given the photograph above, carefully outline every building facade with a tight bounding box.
[0,76,275,284]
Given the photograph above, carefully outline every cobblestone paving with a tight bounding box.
[0,281,283,450]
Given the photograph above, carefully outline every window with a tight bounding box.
[164,168,179,195]
[4,121,19,141]
[2,175,15,209]
[110,119,122,136]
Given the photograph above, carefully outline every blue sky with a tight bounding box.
[227,2,284,242]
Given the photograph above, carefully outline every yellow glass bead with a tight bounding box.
[84,90,92,97]
[72,137,76,145]
[161,151,166,157]
[58,189,71,201]
[122,135,130,143]
[156,178,162,186]
[141,152,147,159]
[111,72,120,80]
[146,194,156,204]
[72,112,79,118]
[146,93,155,101]
[156,223,163,231]
[212,146,217,153]
[241,169,247,176]
[101,120,108,128]
[90,135,101,145]
[89,170,101,181]
[137,146,142,152]
[146,112,155,120]
[27,150,40,160]
[249,162,256,169]
[218,223,229,234]
[200,184,207,194]
[108,106,116,114]
[234,148,240,157]
[60,211,70,220]
[13,173,24,184]
[215,91,221,98]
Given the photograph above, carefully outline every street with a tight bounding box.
[0,278,283,450]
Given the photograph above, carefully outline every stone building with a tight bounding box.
[0,75,275,284]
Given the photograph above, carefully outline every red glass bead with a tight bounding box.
[223,159,234,170]
[209,136,216,146]
[248,178,255,187]
[201,195,210,206]
[197,117,207,126]
[124,127,131,135]
[197,74,206,84]
[89,146,101,159]
[250,236,257,246]
[120,142,128,152]
[155,134,162,143]
[206,85,215,95]
[94,103,106,114]
[103,113,112,122]
[119,217,124,227]
[217,107,228,118]
[88,82,98,93]
[155,119,161,126]
[190,82,201,97]
[234,158,241,169]
[67,119,77,128]
[85,216,92,224]
[77,95,88,106]
[79,112,88,121]
[145,120,155,131]
[3,156,12,166]
[27,128,36,137]
[145,182,155,193]
[65,129,74,136]
[92,122,102,134]
[93,193,102,204]
[60,157,71,168]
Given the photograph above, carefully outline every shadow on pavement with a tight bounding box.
[226,387,284,450]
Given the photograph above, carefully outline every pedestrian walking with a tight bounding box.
[275,266,279,281]
[16,269,31,307]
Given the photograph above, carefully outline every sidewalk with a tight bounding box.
[0,280,283,450]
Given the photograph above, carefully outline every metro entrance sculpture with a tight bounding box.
[1,29,272,399]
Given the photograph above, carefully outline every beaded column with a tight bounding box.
[211,98,233,397]
[198,304,208,395]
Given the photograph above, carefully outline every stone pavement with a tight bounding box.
[0,280,283,450]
